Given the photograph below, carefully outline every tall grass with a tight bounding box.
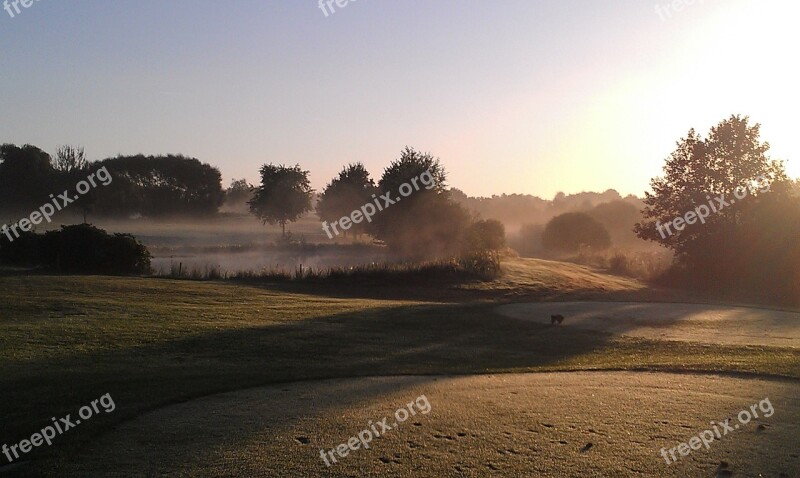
[566,247,673,281]
[157,252,502,284]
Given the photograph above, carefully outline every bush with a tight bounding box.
[0,224,150,274]
[542,212,611,253]
[465,219,506,252]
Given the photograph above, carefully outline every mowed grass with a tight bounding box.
[0,270,798,475]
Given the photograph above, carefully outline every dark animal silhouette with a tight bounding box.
[551,314,565,325]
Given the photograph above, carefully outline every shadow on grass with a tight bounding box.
[0,302,615,477]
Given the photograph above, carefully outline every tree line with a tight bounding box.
[247,147,505,259]
[0,144,225,220]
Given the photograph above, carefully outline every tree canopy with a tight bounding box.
[634,115,787,258]
[248,164,313,236]
[368,148,470,257]
[316,163,375,237]
[542,212,611,252]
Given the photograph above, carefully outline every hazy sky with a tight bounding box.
[1,0,797,199]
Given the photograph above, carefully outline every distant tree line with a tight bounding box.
[0,144,224,220]
[507,199,644,256]
[450,187,643,229]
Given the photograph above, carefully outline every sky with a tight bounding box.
[1,0,797,199]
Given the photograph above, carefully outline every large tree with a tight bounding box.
[634,115,787,261]
[248,164,313,236]
[94,154,225,217]
[316,163,375,238]
[370,147,469,257]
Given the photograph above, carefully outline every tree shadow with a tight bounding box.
[1,302,617,476]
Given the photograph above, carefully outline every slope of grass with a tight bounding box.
[0,267,797,476]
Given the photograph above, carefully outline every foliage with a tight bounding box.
[634,115,786,256]
[96,155,225,217]
[248,164,313,236]
[542,212,611,252]
[0,143,55,215]
[224,178,255,206]
[316,163,376,237]
[369,148,470,256]
[634,115,800,303]
[464,219,506,252]
[0,224,151,274]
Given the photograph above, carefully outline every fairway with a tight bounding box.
[1,272,799,477]
[58,372,800,477]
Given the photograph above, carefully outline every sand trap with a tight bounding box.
[496,301,800,348]
[61,372,799,477]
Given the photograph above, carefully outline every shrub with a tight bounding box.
[542,212,611,253]
[465,219,506,252]
[0,224,150,274]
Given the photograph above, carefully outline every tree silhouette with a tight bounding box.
[248,164,313,237]
[542,212,611,252]
[370,147,469,257]
[316,163,375,238]
[634,115,787,260]
[90,155,224,217]
[465,219,506,252]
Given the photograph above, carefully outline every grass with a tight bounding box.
[0,260,798,475]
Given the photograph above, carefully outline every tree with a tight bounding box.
[94,154,225,217]
[378,147,448,195]
[53,145,88,173]
[248,164,313,236]
[369,148,470,257]
[465,219,506,252]
[0,144,54,215]
[542,212,611,252]
[632,115,800,301]
[316,163,375,238]
[634,115,787,261]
